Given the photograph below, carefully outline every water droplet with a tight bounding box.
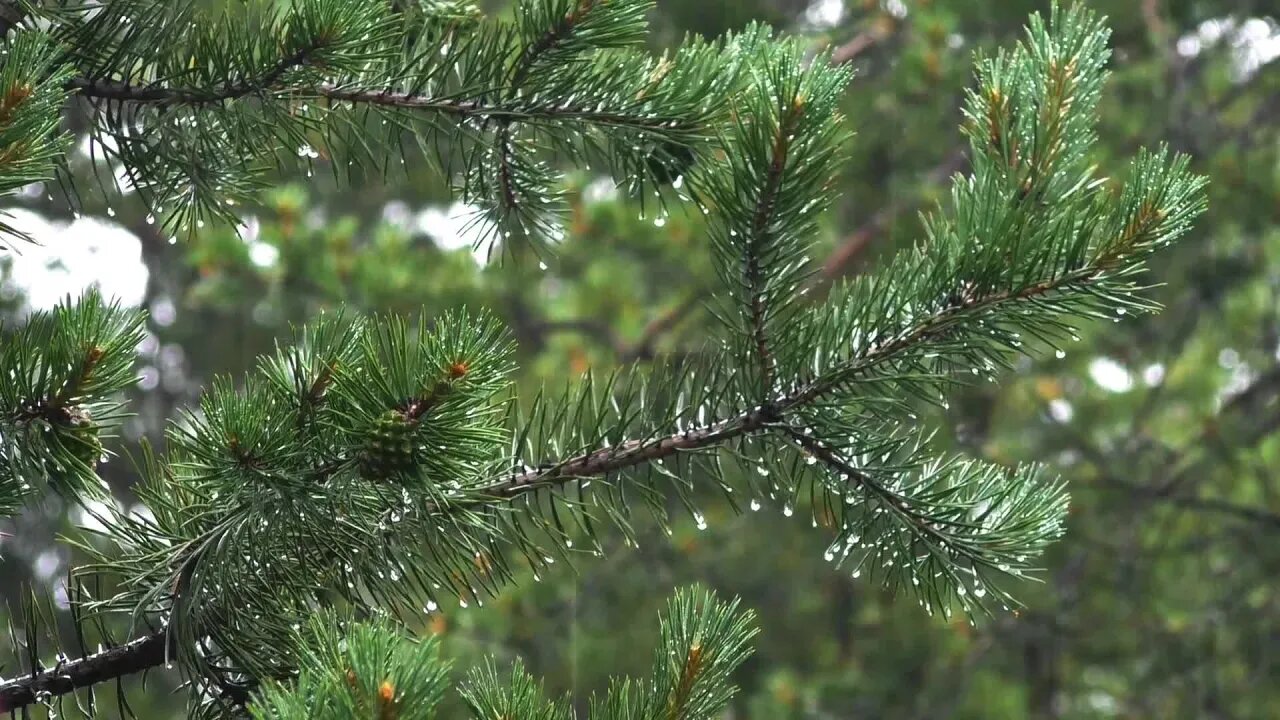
[1055,349,1066,359]
[749,499,761,511]
[783,505,794,517]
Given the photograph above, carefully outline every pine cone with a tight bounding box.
[58,408,102,471]
[358,409,418,479]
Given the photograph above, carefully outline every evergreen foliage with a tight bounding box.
[247,587,754,720]
[0,290,144,511]
[0,0,1208,717]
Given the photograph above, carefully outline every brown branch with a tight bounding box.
[491,403,782,500]
[744,101,803,394]
[829,16,898,65]
[536,318,620,350]
[494,0,598,217]
[71,76,682,135]
[493,262,1109,500]
[665,642,705,720]
[618,293,703,362]
[817,147,967,285]
[0,628,171,713]
[508,0,594,89]
[69,42,321,106]
[1140,0,1170,49]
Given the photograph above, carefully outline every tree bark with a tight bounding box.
[0,628,170,712]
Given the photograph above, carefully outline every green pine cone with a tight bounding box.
[358,409,418,479]
[57,409,102,471]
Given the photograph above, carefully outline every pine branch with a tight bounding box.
[72,78,687,132]
[491,404,782,500]
[743,99,802,393]
[0,4,1210,711]
[792,264,1110,409]
[486,253,1094,491]
[0,628,171,713]
[68,40,323,106]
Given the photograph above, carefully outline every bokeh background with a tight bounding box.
[2,0,1278,717]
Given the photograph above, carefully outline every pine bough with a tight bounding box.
[0,1,1205,718]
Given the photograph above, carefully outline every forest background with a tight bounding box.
[1,0,1278,717]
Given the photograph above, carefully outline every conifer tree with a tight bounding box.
[0,1,1206,717]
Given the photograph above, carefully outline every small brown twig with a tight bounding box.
[816,147,968,286]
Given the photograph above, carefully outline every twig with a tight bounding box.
[0,629,171,712]
[829,17,898,65]
[618,293,703,362]
[817,147,967,285]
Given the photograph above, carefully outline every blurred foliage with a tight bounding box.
[2,0,1278,718]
